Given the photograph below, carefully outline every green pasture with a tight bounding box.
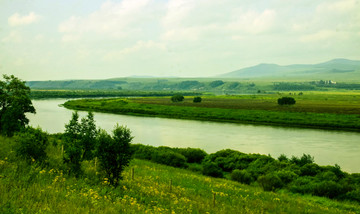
[63,92,360,131]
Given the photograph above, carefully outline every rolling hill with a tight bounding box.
[220,58,360,79]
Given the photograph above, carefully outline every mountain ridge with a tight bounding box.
[220,58,360,78]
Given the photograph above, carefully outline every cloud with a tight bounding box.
[8,12,41,26]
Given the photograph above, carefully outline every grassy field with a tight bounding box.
[1,135,360,213]
[63,92,360,131]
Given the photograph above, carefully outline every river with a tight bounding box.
[28,99,360,173]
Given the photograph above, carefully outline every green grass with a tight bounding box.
[1,135,360,213]
[63,92,360,131]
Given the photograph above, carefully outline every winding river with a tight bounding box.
[28,99,360,173]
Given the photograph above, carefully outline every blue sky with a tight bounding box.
[1,0,359,80]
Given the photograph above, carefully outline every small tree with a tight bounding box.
[63,111,98,175]
[171,94,184,102]
[63,112,82,176]
[278,97,296,105]
[193,96,202,103]
[96,125,133,186]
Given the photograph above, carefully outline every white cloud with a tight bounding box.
[8,12,41,26]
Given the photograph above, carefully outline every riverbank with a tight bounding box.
[63,94,360,132]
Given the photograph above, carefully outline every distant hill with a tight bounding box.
[220,59,360,79]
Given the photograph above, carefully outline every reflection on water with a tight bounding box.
[28,99,360,173]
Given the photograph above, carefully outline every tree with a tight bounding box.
[0,75,35,136]
[63,111,98,175]
[193,96,202,103]
[171,94,184,102]
[277,97,296,105]
[95,125,134,186]
[63,112,82,176]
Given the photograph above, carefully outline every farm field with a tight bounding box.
[1,136,359,214]
[63,92,360,131]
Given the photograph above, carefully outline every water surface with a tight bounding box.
[28,99,360,173]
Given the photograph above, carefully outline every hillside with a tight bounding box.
[220,59,360,79]
[1,135,359,213]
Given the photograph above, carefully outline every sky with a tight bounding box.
[0,0,359,81]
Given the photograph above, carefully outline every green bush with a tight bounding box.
[151,150,187,168]
[278,97,296,105]
[193,96,202,103]
[14,127,48,164]
[300,163,321,176]
[277,170,298,184]
[258,173,284,191]
[176,148,207,163]
[313,181,347,199]
[202,161,223,178]
[132,144,155,160]
[171,94,184,102]
[231,169,252,185]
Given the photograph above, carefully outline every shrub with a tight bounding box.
[257,173,284,191]
[277,154,289,162]
[171,94,184,102]
[291,154,314,167]
[277,97,296,105]
[300,163,321,176]
[95,125,134,186]
[151,150,187,168]
[193,96,202,103]
[277,170,298,184]
[313,181,347,199]
[176,148,207,163]
[231,169,252,185]
[209,80,225,88]
[202,161,223,178]
[344,190,360,202]
[131,144,155,160]
[14,127,48,164]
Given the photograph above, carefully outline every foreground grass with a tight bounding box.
[1,136,360,213]
[63,93,360,131]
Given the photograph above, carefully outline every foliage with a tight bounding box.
[151,149,187,168]
[193,96,202,103]
[0,74,35,136]
[175,147,207,163]
[258,173,284,191]
[79,112,98,160]
[171,94,184,102]
[14,127,48,164]
[231,169,252,184]
[63,112,82,176]
[201,161,223,178]
[278,97,296,105]
[95,125,134,186]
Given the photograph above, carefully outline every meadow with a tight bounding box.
[1,135,360,214]
[63,92,360,131]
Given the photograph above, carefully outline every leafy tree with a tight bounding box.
[63,112,82,176]
[277,97,296,105]
[96,125,133,186]
[14,127,48,164]
[171,94,184,102]
[0,75,35,136]
[79,112,98,160]
[63,111,98,175]
[193,96,202,103]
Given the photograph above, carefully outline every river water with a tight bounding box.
[28,99,360,173]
